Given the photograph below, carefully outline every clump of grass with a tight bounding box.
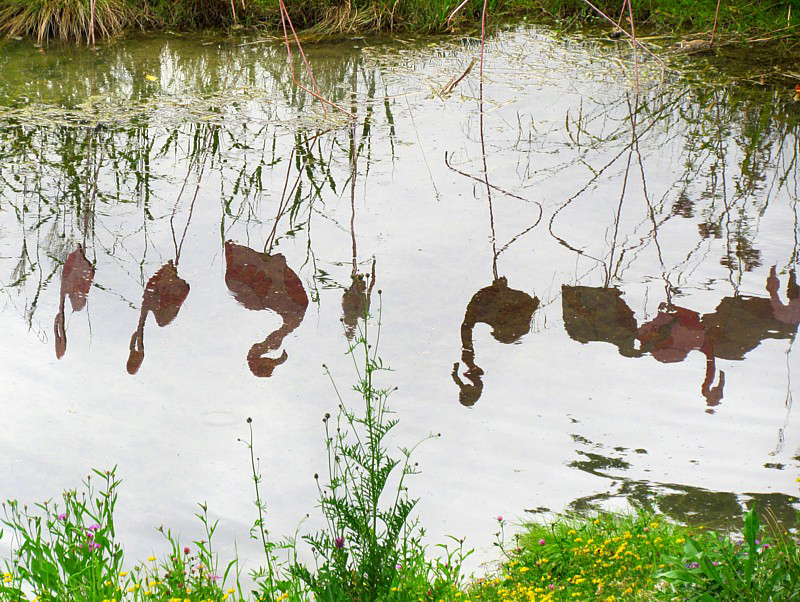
[0,0,131,44]
[1,469,126,601]
[469,497,800,601]
[0,468,239,601]
[470,511,687,600]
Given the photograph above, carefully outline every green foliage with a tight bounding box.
[4,0,799,40]
[0,469,239,601]
[470,511,687,599]
[0,468,125,602]
[471,504,800,601]
[659,505,800,600]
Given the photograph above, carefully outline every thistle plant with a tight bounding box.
[290,297,469,600]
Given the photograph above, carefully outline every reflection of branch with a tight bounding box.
[441,59,476,95]
[445,151,539,205]
[170,125,214,265]
[265,130,327,253]
[277,0,354,118]
[771,331,796,456]
[445,151,543,254]
[579,0,665,82]
[548,94,677,272]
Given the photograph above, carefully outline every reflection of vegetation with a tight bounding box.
[0,38,398,328]
[551,84,800,289]
[564,434,800,531]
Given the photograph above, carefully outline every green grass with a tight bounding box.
[469,502,800,601]
[2,0,799,42]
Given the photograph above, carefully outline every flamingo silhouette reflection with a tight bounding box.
[452,278,539,406]
[224,241,308,377]
[638,304,725,406]
[54,245,95,359]
[562,267,799,407]
[127,261,190,374]
[562,286,641,359]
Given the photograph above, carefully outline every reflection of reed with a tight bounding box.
[341,68,377,340]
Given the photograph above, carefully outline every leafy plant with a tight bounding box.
[659,504,800,601]
[0,468,125,602]
[287,299,470,600]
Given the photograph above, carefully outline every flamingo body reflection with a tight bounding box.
[224,241,308,377]
[54,245,95,359]
[562,286,641,358]
[127,260,190,375]
[453,277,539,407]
[562,268,799,408]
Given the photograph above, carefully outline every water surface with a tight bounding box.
[1,27,798,570]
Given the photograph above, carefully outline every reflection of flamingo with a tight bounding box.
[638,305,725,407]
[224,241,308,377]
[767,266,800,326]
[127,260,190,375]
[54,245,95,359]
[452,277,539,406]
[562,286,641,358]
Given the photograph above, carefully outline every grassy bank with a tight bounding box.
[3,478,799,600]
[1,0,798,42]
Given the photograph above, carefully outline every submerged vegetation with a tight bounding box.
[0,0,798,42]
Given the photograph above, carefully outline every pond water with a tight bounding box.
[1,26,798,572]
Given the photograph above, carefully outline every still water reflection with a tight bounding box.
[1,27,798,567]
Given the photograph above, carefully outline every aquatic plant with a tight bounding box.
[0,0,131,44]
